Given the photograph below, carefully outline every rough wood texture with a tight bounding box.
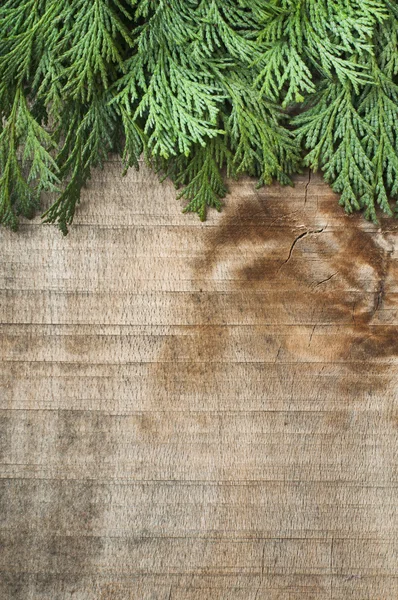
[1,163,398,599]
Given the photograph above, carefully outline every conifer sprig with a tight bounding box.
[1,0,398,232]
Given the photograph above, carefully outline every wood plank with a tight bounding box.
[1,362,396,412]
[2,479,398,539]
[2,324,398,364]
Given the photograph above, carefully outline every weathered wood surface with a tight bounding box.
[1,162,398,599]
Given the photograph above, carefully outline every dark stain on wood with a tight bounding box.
[191,192,397,374]
[154,185,397,407]
[0,411,116,599]
[0,412,10,462]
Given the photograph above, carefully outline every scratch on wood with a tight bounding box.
[308,324,317,347]
[254,541,267,600]
[330,537,334,600]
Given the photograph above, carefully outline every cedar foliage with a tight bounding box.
[0,0,397,233]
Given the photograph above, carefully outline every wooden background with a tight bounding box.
[1,162,398,599]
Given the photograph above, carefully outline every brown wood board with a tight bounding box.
[1,164,398,599]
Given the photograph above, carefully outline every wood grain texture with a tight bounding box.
[1,163,398,599]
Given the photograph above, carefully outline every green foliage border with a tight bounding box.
[1,0,398,233]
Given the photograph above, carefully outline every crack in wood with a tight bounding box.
[280,227,325,269]
[304,170,312,205]
[315,272,338,287]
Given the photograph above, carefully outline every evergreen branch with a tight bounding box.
[0,86,59,229]
[294,81,379,221]
[60,0,134,101]
[222,72,301,185]
[42,96,117,233]
[0,0,60,108]
[168,137,232,221]
[360,63,398,215]
[133,49,224,157]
